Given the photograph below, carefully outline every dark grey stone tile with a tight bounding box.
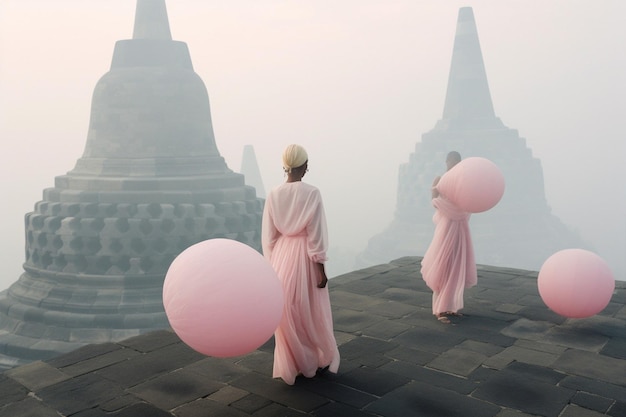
[427,347,488,377]
[570,391,613,413]
[100,394,141,413]
[129,368,224,410]
[474,288,527,304]
[118,329,180,352]
[468,365,498,383]
[72,408,111,417]
[174,398,249,417]
[503,361,567,385]
[566,316,626,339]
[59,345,142,377]
[381,360,478,395]
[329,290,386,310]
[473,369,574,417]
[231,393,272,414]
[378,287,424,305]
[94,342,205,387]
[208,386,249,405]
[560,375,626,401]
[253,403,310,416]
[233,350,273,377]
[312,401,379,417]
[296,376,377,409]
[37,373,125,416]
[609,400,626,417]
[114,402,174,417]
[365,380,500,417]
[360,319,412,340]
[0,397,61,417]
[332,308,386,333]
[334,279,389,296]
[347,352,391,368]
[391,325,466,354]
[396,307,437,326]
[257,336,275,353]
[543,326,610,352]
[184,356,250,383]
[46,342,123,368]
[553,349,626,386]
[517,293,549,308]
[366,300,418,319]
[457,339,506,356]
[514,338,568,355]
[517,305,567,324]
[231,372,328,412]
[339,336,398,360]
[483,345,560,370]
[384,345,437,366]
[0,372,34,405]
[5,360,71,391]
[501,318,554,341]
[332,366,410,397]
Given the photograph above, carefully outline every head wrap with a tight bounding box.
[282,144,308,173]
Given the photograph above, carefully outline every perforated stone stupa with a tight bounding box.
[0,0,263,369]
[357,7,586,270]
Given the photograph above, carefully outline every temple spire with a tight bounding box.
[240,145,266,199]
[133,0,172,40]
[441,7,495,122]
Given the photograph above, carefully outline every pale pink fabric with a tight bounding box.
[262,181,340,385]
[421,186,477,315]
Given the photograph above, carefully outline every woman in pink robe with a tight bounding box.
[262,144,340,385]
[421,151,477,324]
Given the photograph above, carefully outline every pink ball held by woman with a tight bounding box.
[437,156,505,213]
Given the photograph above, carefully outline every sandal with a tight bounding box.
[446,311,463,317]
[437,315,451,324]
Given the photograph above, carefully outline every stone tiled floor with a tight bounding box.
[1,256,625,417]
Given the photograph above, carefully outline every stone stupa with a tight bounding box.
[0,0,263,369]
[357,7,586,270]
[240,145,266,199]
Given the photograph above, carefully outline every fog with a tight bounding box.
[1,1,625,291]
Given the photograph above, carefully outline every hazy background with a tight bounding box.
[1,1,624,291]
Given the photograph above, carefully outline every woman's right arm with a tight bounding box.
[261,196,279,260]
[431,176,441,199]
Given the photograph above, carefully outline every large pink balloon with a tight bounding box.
[538,249,615,318]
[437,157,505,213]
[163,239,284,357]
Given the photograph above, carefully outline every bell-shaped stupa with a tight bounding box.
[357,7,587,270]
[0,0,263,369]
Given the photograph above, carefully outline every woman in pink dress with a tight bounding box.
[421,151,477,324]
[262,144,340,385]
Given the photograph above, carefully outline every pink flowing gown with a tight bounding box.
[262,181,340,385]
[420,189,477,315]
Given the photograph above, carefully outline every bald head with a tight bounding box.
[446,151,461,170]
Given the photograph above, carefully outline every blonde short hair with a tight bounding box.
[282,144,308,173]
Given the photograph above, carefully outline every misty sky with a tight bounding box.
[1,1,625,290]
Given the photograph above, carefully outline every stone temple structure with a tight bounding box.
[0,0,263,369]
[240,145,266,199]
[357,7,586,270]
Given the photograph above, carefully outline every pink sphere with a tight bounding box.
[437,157,505,213]
[538,249,615,318]
[163,239,284,357]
